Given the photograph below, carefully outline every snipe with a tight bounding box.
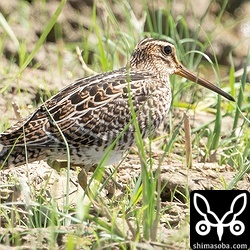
[0,38,234,190]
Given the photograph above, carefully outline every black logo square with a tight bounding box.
[190,190,250,250]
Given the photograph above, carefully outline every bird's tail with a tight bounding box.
[0,139,48,169]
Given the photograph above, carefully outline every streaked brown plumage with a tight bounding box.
[0,38,234,189]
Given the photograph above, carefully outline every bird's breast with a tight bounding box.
[135,84,172,137]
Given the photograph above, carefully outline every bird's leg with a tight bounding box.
[48,159,119,196]
[47,159,91,190]
[101,166,122,197]
[47,159,70,172]
[78,166,120,198]
[77,166,92,192]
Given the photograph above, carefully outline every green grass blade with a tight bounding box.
[0,0,67,94]
[231,49,250,135]
[0,12,19,49]
[211,95,222,150]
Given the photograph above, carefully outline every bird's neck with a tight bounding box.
[129,57,171,83]
[126,65,170,87]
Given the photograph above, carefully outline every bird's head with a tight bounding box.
[130,38,235,101]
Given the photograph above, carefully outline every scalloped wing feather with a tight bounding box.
[0,68,154,149]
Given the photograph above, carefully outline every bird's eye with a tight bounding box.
[164,45,172,55]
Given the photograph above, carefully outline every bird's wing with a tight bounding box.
[0,68,153,148]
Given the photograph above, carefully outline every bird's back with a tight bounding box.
[0,67,171,168]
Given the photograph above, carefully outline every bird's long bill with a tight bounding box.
[175,65,235,102]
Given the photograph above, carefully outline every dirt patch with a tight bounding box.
[1,154,249,248]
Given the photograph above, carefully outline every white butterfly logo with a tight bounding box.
[193,193,247,241]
